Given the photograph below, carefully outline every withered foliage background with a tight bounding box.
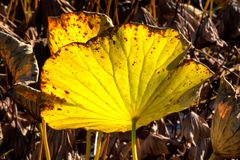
[0,0,239,160]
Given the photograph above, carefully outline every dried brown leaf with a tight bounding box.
[131,7,157,26]
[182,111,211,160]
[182,111,210,145]
[0,110,34,159]
[216,0,240,39]
[194,17,227,47]
[157,0,199,40]
[46,129,77,160]
[0,31,39,85]
[157,0,227,47]
[211,77,240,158]
[8,84,67,120]
[138,133,169,159]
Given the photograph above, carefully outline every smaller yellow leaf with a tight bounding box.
[48,11,113,54]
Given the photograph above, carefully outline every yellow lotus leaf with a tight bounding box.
[41,24,213,133]
[48,11,113,54]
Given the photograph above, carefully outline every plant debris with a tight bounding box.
[0,0,239,159]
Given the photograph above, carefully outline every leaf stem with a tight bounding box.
[106,0,112,15]
[101,133,110,160]
[38,123,43,160]
[132,118,138,160]
[86,130,91,160]
[40,120,51,160]
[94,131,103,160]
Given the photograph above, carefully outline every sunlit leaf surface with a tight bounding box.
[48,11,113,54]
[41,24,213,132]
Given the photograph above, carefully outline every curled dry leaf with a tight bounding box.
[158,0,226,47]
[8,84,43,120]
[8,84,67,120]
[0,123,29,159]
[158,0,199,40]
[131,7,158,26]
[48,11,114,54]
[182,111,211,160]
[138,133,170,159]
[210,77,240,159]
[216,0,240,39]
[193,17,227,47]
[0,31,39,85]
[0,105,35,159]
[45,129,77,160]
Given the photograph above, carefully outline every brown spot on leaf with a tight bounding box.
[175,35,180,39]
[88,21,94,29]
[64,90,70,94]
[217,102,231,119]
[42,104,54,111]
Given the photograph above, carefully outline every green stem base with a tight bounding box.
[132,118,138,160]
